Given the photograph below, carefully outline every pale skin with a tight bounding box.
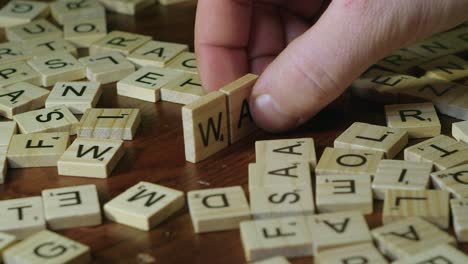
[195,0,468,132]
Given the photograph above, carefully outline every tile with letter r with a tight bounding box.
[385,103,441,138]
[89,30,151,56]
[0,61,41,88]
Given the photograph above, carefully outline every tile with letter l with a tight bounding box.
[79,51,135,84]
[78,108,141,140]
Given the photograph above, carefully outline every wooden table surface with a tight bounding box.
[1,1,467,263]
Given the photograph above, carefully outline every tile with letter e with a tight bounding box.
[0,61,41,88]
[255,138,317,168]
[431,164,468,198]
[46,81,102,114]
[385,103,441,138]
[248,161,311,192]
[0,1,49,28]
[21,36,77,57]
[0,232,16,262]
[64,17,107,48]
[351,69,423,97]
[167,51,198,74]
[0,42,30,65]
[98,0,156,15]
[5,19,61,42]
[316,243,388,264]
[58,138,125,178]
[393,244,468,264]
[7,132,70,168]
[79,51,135,84]
[160,73,206,105]
[371,217,455,260]
[104,181,184,231]
[419,55,468,81]
[50,0,105,25]
[78,108,141,140]
[42,184,101,230]
[451,198,468,242]
[14,105,79,135]
[3,230,90,264]
[0,82,48,119]
[0,196,45,239]
[188,186,251,233]
[453,120,468,144]
[90,31,151,56]
[240,216,313,261]
[0,121,16,155]
[334,122,408,158]
[251,256,290,264]
[127,40,188,67]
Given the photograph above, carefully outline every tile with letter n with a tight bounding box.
[0,196,46,239]
[58,138,125,178]
[452,120,468,144]
[188,186,251,233]
[0,232,16,262]
[385,103,441,138]
[64,17,107,48]
[160,73,206,105]
[382,189,450,229]
[21,36,78,58]
[316,243,388,264]
[255,138,317,169]
[46,81,102,114]
[117,66,181,102]
[0,61,41,88]
[393,244,468,264]
[89,31,151,56]
[79,51,135,84]
[334,122,408,158]
[166,51,198,74]
[7,132,70,168]
[78,108,141,140]
[127,40,188,68]
[371,217,456,260]
[3,230,90,264]
[50,0,105,25]
[14,105,79,135]
[248,161,311,192]
[0,121,16,155]
[251,256,290,264]
[451,198,468,242]
[42,184,102,230]
[431,164,468,198]
[0,1,49,28]
[0,82,49,119]
[0,42,31,65]
[5,19,62,42]
[182,91,229,163]
[104,181,184,231]
[419,55,468,81]
[240,216,313,261]
[98,0,156,16]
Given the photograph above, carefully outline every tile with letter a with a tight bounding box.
[117,66,181,102]
[188,186,251,233]
[385,103,441,138]
[419,55,468,81]
[255,138,317,168]
[104,181,184,231]
[98,0,156,15]
[372,160,432,200]
[3,230,90,264]
[79,52,135,85]
[306,211,373,255]
[21,36,78,57]
[127,40,188,68]
[453,120,468,144]
[451,198,468,242]
[64,17,107,48]
[166,51,198,74]
[0,196,46,239]
[0,75,49,118]
[0,61,41,88]
[0,232,16,262]
[240,216,313,261]
[46,81,102,114]
[0,1,49,28]
[89,31,151,56]
[371,217,456,260]
[431,164,468,198]
[219,73,258,144]
[14,105,79,135]
[393,244,468,264]
[7,132,70,168]
[248,161,311,192]
[334,122,408,158]
[182,91,229,163]
[316,243,388,264]
[0,42,31,65]
[50,0,105,25]
[78,108,141,140]
[251,256,290,264]
[382,189,450,229]
[58,138,125,178]
[42,184,102,230]
[0,121,16,155]
[160,73,206,105]
[5,19,62,42]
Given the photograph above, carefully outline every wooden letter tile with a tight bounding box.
[79,51,135,84]
[385,103,441,138]
[419,55,468,81]
[127,40,188,67]
[0,197,45,239]
[316,243,388,264]
[0,232,16,262]
[451,198,468,242]
[46,81,102,114]
[0,82,49,119]
[251,256,290,264]
[160,73,206,105]
[188,186,251,233]
[0,42,31,65]
[453,120,468,143]
[21,37,77,57]
[166,51,198,74]
[98,0,156,15]
[0,1,49,28]
[431,164,468,198]
[50,0,105,25]
[0,121,17,155]
[5,19,61,42]
[104,181,184,231]
[14,105,79,135]
[0,155,6,184]
[255,138,317,168]
[90,31,151,56]
[393,244,468,264]
[64,17,107,48]
[0,61,41,88]
[248,161,311,192]
[78,108,141,140]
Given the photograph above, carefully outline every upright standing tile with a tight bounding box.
[0,197,45,239]
[255,138,317,168]
[50,0,105,25]
[79,51,135,84]
[64,17,107,48]
[14,105,79,135]
[78,108,141,140]
[0,82,49,119]
[104,181,184,231]
[46,81,102,114]
[431,164,468,198]
[248,161,311,192]
[316,243,388,264]
[419,55,468,81]
[0,1,49,28]
[166,52,198,74]
[5,19,61,42]
[0,122,17,155]
[0,232,16,262]
[0,61,41,88]
[160,73,206,105]
[251,256,290,264]
[393,244,468,264]
[188,186,251,233]
[21,37,78,57]
[453,120,468,143]
[89,31,151,56]
[127,40,188,67]
[450,198,468,242]
[0,42,31,65]
[98,0,156,15]
[385,103,441,138]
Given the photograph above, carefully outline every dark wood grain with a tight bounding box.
[0,1,467,263]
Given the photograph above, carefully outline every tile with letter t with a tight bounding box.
[255,138,317,169]
[78,108,141,140]
[251,256,290,264]
[419,55,468,81]
[21,36,77,57]
[188,186,251,233]
[0,232,16,262]
[79,51,135,84]
[104,181,184,231]
[90,31,151,56]
[3,230,90,264]
[0,61,41,88]
[42,184,101,230]
[0,121,17,155]
[127,40,188,67]
[453,120,468,143]
[248,161,311,192]
[58,138,125,178]
[13,105,79,135]
[64,17,107,48]
[316,243,388,264]
[5,19,62,42]
[46,81,102,114]
[0,82,49,119]
[160,73,206,105]
[451,198,468,242]
[393,244,468,264]
[0,197,46,239]
[167,51,198,74]
[431,164,468,198]
[385,103,441,138]
[50,0,105,25]
[0,1,50,28]
[0,42,31,65]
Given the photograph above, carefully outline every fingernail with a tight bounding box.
[250,94,299,133]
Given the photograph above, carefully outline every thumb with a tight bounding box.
[249,0,468,132]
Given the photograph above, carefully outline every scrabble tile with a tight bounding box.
[0,155,6,184]
[127,40,188,67]
[404,135,468,171]
[160,73,206,105]
[166,51,198,74]
[98,0,156,15]
[219,73,258,144]
[451,198,468,242]
[255,138,317,168]
[351,69,423,97]
[0,1,49,28]
[0,197,46,239]
[406,35,464,58]
[315,147,384,177]
[0,232,16,263]
[240,216,313,261]
[392,244,468,264]
[117,66,181,102]
[306,211,373,255]
[372,160,432,200]
[78,108,141,140]
[0,82,49,119]
[431,164,468,198]
[182,91,229,163]
[371,217,456,260]
[64,17,107,48]
[3,230,90,264]
[375,49,427,73]
[316,174,373,214]
[419,55,468,81]
[42,184,102,230]
[7,132,70,168]
[251,256,290,264]
[334,122,408,159]
[5,19,62,42]
[159,0,192,5]
[21,37,78,57]
[104,181,184,231]
[382,189,450,229]
[14,105,79,135]
[0,42,30,65]
[27,52,86,87]
[90,31,151,56]
[46,81,102,114]
[79,51,135,84]
[248,161,311,192]
[316,243,388,264]
[58,138,125,178]
[188,186,251,233]
[0,122,17,155]
[0,61,41,88]
[50,0,105,25]
[385,103,441,138]
[453,120,468,144]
